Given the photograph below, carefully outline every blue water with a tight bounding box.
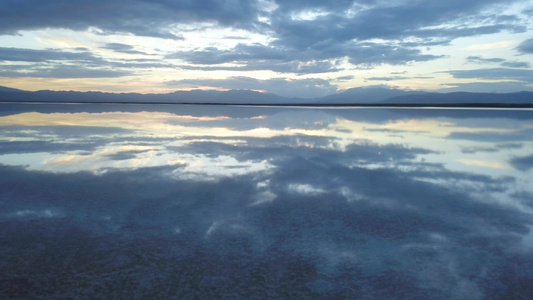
[1,104,532,299]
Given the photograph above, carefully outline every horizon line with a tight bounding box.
[2,100,532,109]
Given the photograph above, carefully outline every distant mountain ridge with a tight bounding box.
[0,86,532,105]
[382,91,533,104]
[317,86,426,103]
[0,88,293,104]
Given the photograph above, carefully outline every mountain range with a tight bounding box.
[0,86,532,106]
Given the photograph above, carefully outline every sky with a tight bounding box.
[0,0,533,97]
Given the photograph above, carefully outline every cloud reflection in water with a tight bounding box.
[0,105,532,298]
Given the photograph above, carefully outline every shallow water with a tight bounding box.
[1,104,532,299]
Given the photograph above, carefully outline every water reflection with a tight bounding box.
[1,104,532,298]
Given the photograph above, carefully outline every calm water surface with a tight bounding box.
[1,104,532,299]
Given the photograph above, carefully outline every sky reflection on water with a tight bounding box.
[1,104,532,298]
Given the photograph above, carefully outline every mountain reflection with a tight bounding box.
[1,104,532,298]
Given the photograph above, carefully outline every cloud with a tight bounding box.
[101,43,150,55]
[336,75,354,81]
[158,0,522,75]
[168,41,442,73]
[167,43,342,74]
[4,0,518,48]
[516,37,533,54]
[0,65,131,78]
[448,128,533,143]
[1,0,525,80]
[269,0,525,50]
[447,68,533,83]
[12,208,63,218]
[0,0,260,39]
[288,183,325,195]
[366,76,409,81]
[467,56,505,64]
[166,76,338,98]
[105,149,151,161]
[2,138,531,297]
[462,143,523,154]
[0,47,173,78]
[501,61,531,68]
[0,48,120,78]
[0,140,98,154]
[437,81,533,93]
[0,47,101,63]
[178,60,341,74]
[510,154,533,171]
[467,56,530,68]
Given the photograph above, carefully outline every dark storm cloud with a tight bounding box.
[0,0,260,39]
[250,0,522,70]
[269,0,524,50]
[517,37,533,54]
[1,0,527,77]
[163,0,520,73]
[166,76,338,98]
